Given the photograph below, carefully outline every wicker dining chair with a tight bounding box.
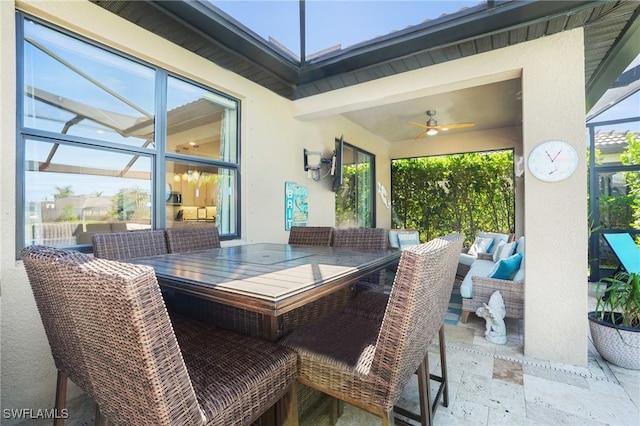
[279,233,463,426]
[339,234,463,424]
[92,230,168,260]
[166,226,221,253]
[22,245,298,426]
[332,227,389,292]
[288,226,333,246]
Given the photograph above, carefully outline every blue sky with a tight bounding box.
[589,55,640,131]
[213,0,480,56]
[213,0,638,130]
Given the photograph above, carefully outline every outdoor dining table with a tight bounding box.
[128,242,400,342]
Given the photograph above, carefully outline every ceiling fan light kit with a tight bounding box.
[407,109,476,139]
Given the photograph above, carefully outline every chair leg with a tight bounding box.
[418,356,433,426]
[437,326,449,407]
[95,404,117,426]
[277,384,299,426]
[383,409,395,426]
[261,405,276,426]
[392,355,433,426]
[94,404,105,426]
[54,370,67,426]
[329,398,339,425]
[393,327,448,426]
[460,311,470,323]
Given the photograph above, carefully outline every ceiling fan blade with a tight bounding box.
[414,130,428,139]
[439,122,476,130]
[407,121,430,129]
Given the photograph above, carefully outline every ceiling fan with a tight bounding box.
[407,110,475,139]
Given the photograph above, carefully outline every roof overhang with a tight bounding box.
[92,0,640,109]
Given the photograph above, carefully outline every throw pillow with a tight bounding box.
[488,252,523,280]
[515,236,525,256]
[492,240,506,262]
[468,236,493,257]
[494,241,516,262]
[397,231,420,249]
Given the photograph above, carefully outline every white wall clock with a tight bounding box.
[527,140,579,182]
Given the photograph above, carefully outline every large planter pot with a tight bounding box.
[588,311,640,370]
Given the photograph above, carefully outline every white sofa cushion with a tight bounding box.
[512,253,525,281]
[478,231,510,254]
[459,252,476,267]
[388,230,400,248]
[493,241,516,262]
[461,235,525,299]
[389,229,420,249]
[458,231,511,273]
[397,230,420,248]
[491,240,506,262]
[460,259,495,298]
[467,236,493,256]
[515,236,525,255]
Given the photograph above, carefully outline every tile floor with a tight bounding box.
[20,283,640,426]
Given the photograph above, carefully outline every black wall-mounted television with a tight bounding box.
[332,135,344,192]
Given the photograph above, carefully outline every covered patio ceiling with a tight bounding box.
[93,0,640,143]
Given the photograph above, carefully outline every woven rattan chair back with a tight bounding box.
[279,233,463,424]
[372,233,463,405]
[166,226,221,253]
[20,246,98,398]
[332,228,389,291]
[21,245,204,425]
[288,226,333,246]
[92,230,168,260]
[331,227,388,250]
[22,245,298,426]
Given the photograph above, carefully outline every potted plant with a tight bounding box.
[588,271,640,369]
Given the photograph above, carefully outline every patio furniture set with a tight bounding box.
[22,226,464,425]
[457,231,526,323]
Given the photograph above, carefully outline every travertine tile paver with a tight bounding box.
[524,374,640,425]
[492,358,523,385]
[457,372,527,416]
[434,398,490,425]
[523,402,609,426]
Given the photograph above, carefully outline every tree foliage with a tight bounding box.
[597,133,639,231]
[620,133,640,230]
[391,151,515,245]
[109,187,151,222]
[54,185,74,199]
[335,164,373,228]
[57,204,78,222]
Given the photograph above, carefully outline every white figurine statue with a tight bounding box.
[475,291,507,344]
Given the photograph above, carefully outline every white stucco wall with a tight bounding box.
[1,0,588,419]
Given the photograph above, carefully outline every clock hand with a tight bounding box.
[545,150,554,162]
[551,149,562,162]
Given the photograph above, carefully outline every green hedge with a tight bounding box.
[391,150,515,246]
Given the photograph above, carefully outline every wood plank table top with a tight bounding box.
[130,243,400,336]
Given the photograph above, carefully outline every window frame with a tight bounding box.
[15,12,241,256]
[335,142,376,228]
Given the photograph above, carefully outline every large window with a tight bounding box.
[335,143,375,228]
[18,15,240,251]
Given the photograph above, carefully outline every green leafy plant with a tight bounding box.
[595,271,640,329]
[391,150,514,245]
